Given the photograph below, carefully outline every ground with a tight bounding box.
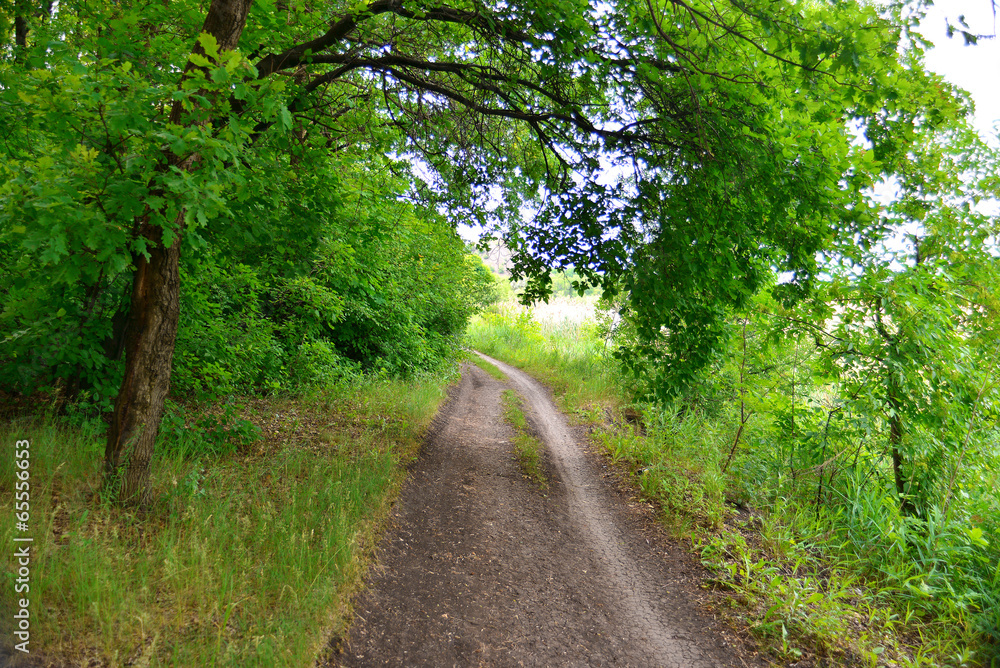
[326,356,769,667]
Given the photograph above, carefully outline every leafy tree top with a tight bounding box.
[1,0,973,398]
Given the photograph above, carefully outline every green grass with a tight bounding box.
[501,389,547,489]
[0,372,453,666]
[468,301,997,667]
[466,303,621,414]
[466,352,507,381]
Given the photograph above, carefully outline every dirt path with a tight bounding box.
[328,356,764,667]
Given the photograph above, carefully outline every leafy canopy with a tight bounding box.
[0,0,970,401]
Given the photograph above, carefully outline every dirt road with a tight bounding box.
[329,355,763,667]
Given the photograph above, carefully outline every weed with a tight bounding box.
[0,370,453,666]
[501,389,547,489]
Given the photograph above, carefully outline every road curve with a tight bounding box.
[478,353,727,667]
[330,357,758,667]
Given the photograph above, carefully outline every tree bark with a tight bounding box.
[14,15,27,49]
[103,222,183,504]
[13,0,55,53]
[102,0,253,505]
[14,0,30,51]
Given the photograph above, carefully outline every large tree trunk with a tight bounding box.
[103,0,253,505]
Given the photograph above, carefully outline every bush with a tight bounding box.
[288,340,361,388]
[157,400,262,459]
[173,261,285,398]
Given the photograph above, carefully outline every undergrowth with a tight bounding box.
[0,371,454,666]
[468,302,999,667]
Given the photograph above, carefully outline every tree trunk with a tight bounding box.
[14,0,29,50]
[13,0,55,53]
[103,222,183,504]
[14,15,27,49]
[102,0,253,505]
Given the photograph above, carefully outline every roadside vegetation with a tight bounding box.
[500,389,548,490]
[467,302,1000,667]
[0,373,457,666]
[0,151,499,664]
[3,0,998,664]
[467,302,620,413]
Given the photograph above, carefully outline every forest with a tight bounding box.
[1,0,998,664]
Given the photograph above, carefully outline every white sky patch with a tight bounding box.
[919,0,1000,142]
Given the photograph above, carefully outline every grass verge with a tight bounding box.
[0,371,454,667]
[466,352,507,381]
[501,390,547,490]
[468,302,993,667]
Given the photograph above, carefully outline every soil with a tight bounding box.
[326,355,770,667]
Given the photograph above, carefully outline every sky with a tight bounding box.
[919,0,1000,140]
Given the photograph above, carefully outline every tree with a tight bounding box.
[781,112,1000,515]
[502,0,953,399]
[0,0,961,503]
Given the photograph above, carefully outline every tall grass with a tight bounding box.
[469,303,999,667]
[466,302,621,411]
[0,372,452,666]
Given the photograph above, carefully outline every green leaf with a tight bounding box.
[189,53,213,68]
[197,33,220,61]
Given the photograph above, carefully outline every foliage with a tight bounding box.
[487,0,962,400]
[173,261,284,398]
[0,141,486,400]
[0,0,975,508]
[571,55,1000,653]
[0,0,501,420]
[474,305,1000,664]
[0,372,451,666]
[719,303,1000,661]
[778,115,1000,513]
[1,0,961,413]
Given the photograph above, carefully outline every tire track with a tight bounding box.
[476,353,722,667]
[330,359,758,667]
